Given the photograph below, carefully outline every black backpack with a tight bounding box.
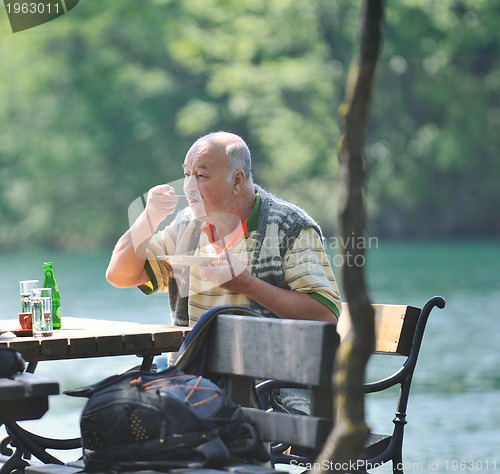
[0,347,25,377]
[78,366,269,472]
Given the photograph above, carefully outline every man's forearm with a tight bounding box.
[228,271,337,323]
[107,186,180,288]
[106,213,153,288]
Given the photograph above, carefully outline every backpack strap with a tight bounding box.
[111,437,231,472]
[194,437,231,466]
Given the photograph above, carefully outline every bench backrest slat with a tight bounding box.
[337,303,420,355]
[207,315,338,385]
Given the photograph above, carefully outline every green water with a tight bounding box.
[1,240,499,470]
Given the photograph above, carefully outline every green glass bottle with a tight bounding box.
[43,262,61,330]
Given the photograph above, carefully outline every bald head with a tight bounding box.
[183,131,256,223]
[188,132,253,184]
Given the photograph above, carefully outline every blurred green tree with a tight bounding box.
[367,0,500,238]
[0,0,498,250]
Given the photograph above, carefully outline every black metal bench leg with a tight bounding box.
[0,439,29,474]
[3,422,81,468]
[390,411,406,474]
[393,456,403,474]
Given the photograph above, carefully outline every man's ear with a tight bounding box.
[233,170,245,192]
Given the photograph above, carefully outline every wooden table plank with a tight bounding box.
[1,338,42,359]
[68,335,98,356]
[1,318,188,363]
[40,337,70,358]
[153,329,185,352]
[96,334,125,355]
[123,331,155,352]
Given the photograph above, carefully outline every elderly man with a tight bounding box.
[106,131,341,327]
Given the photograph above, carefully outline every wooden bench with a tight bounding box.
[25,295,445,474]
[0,371,60,474]
[263,296,446,473]
[0,372,59,423]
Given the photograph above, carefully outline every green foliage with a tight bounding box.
[367,0,500,238]
[0,0,498,250]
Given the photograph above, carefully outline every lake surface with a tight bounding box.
[1,240,499,471]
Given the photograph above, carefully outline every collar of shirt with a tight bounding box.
[202,193,261,254]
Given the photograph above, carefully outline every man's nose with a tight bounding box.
[184,174,198,193]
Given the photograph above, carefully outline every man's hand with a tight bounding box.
[145,184,180,230]
[197,256,336,322]
[197,253,248,288]
[107,184,180,288]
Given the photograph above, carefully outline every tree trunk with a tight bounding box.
[312,1,383,472]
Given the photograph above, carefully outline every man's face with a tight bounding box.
[182,142,235,221]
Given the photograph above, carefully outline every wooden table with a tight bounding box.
[0,372,60,474]
[0,317,189,473]
[0,317,188,371]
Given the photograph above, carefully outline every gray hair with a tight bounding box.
[226,140,252,183]
[192,131,253,183]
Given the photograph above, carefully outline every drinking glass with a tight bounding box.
[31,287,53,337]
[18,312,32,330]
[20,279,39,312]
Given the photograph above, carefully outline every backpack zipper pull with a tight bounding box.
[130,376,143,387]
